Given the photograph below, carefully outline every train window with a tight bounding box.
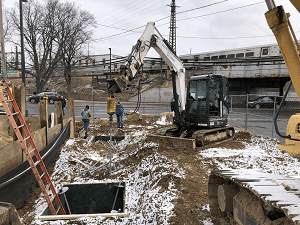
[151,60,155,65]
[204,57,210,61]
[262,48,269,55]
[211,56,218,60]
[236,53,244,58]
[219,55,226,59]
[245,52,254,57]
[227,54,235,59]
[182,59,188,63]
[194,56,199,61]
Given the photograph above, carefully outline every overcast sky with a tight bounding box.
[4,0,300,58]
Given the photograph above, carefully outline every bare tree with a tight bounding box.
[8,0,96,94]
[58,2,96,98]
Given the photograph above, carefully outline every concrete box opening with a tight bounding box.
[39,182,127,221]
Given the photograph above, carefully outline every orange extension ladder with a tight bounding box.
[0,80,66,215]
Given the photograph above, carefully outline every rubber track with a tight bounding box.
[192,126,235,146]
[210,169,300,224]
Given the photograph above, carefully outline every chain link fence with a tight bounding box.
[229,94,300,143]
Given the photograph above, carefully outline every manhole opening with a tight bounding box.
[40,182,126,220]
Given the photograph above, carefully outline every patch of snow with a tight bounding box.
[156,115,172,125]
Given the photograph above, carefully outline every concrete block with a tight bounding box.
[0,202,22,225]
[127,111,141,122]
[160,112,173,122]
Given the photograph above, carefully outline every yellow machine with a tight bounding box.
[208,2,300,224]
[265,0,300,158]
[0,85,11,107]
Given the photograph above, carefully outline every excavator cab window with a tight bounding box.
[208,77,221,116]
[187,79,207,117]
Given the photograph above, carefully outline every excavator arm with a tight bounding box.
[107,21,186,118]
[265,0,300,155]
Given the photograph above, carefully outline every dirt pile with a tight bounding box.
[17,115,255,225]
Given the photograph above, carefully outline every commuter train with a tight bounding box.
[142,43,284,72]
[84,42,285,75]
[180,43,282,63]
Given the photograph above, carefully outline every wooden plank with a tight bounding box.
[39,212,129,221]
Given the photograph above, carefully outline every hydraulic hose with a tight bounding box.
[273,80,292,138]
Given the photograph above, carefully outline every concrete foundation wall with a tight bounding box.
[24,127,47,161]
[0,141,22,176]
[25,117,41,133]
[0,115,10,134]
[0,95,75,176]
[47,124,61,144]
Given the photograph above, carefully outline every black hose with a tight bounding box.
[274,80,292,138]
[116,78,144,116]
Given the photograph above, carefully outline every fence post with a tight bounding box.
[245,94,248,132]
[271,96,276,138]
[230,96,233,112]
[143,96,145,115]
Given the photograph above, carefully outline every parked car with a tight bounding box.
[248,96,281,109]
[28,92,61,104]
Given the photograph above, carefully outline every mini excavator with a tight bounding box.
[107,21,234,146]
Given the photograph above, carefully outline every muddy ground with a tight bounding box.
[17,115,253,225]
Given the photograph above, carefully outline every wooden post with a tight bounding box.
[13,83,26,117]
[68,98,75,138]
[39,99,48,144]
[54,101,62,128]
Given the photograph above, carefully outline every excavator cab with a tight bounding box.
[185,74,229,128]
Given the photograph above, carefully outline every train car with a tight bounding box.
[180,43,283,63]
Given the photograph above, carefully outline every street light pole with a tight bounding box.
[109,48,111,79]
[0,0,7,80]
[20,0,27,85]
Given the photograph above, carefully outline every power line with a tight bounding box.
[97,1,269,42]
[158,1,265,26]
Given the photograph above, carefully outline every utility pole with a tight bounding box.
[20,0,27,85]
[0,0,7,80]
[109,48,111,79]
[168,0,177,54]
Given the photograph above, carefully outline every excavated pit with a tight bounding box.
[40,182,127,220]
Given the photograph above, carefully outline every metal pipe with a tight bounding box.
[265,0,276,10]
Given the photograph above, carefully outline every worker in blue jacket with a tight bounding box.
[115,102,124,128]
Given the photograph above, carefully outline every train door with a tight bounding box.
[261,47,270,57]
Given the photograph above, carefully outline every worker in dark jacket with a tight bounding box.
[115,102,124,128]
[60,96,66,115]
[81,105,92,138]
